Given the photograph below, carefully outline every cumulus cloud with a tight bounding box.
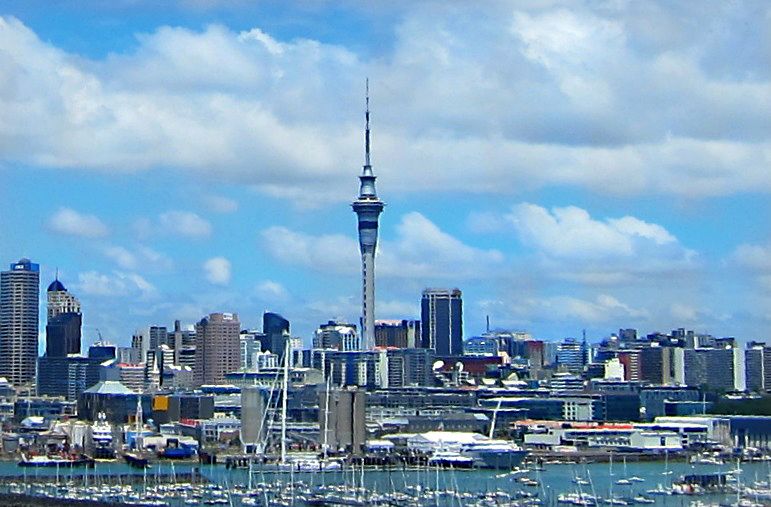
[203,256,231,285]
[160,211,212,238]
[136,211,212,238]
[261,211,503,280]
[76,270,157,299]
[255,280,289,301]
[480,293,649,327]
[47,207,109,238]
[508,203,677,259]
[103,245,174,271]
[0,5,768,200]
[202,194,238,213]
[732,243,771,272]
[503,203,696,285]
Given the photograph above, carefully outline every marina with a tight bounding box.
[0,457,766,505]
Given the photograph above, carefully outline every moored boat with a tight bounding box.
[19,453,95,468]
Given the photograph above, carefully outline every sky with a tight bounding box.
[0,1,769,348]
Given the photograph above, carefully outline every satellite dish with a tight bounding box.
[432,360,445,371]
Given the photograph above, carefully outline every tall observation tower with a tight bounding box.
[352,82,384,351]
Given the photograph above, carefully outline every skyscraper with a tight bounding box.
[263,312,290,360]
[45,277,82,357]
[420,288,463,355]
[351,83,384,351]
[0,258,40,386]
[194,313,240,386]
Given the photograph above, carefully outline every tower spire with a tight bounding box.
[365,78,371,168]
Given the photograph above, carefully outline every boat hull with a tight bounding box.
[464,449,528,470]
[19,457,94,468]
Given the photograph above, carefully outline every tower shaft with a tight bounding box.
[352,82,384,350]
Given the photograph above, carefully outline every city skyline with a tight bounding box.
[0,2,770,345]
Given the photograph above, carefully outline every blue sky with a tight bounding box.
[0,1,769,348]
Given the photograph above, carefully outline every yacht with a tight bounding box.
[427,450,474,469]
[459,439,528,470]
[91,412,114,459]
[19,453,94,468]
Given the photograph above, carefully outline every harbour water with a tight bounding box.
[0,458,769,505]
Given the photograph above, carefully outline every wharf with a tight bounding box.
[527,450,688,463]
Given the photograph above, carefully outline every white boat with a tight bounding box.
[459,439,528,470]
[427,450,474,469]
[91,411,114,459]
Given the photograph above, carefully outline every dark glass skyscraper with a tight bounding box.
[0,258,40,386]
[263,311,290,360]
[420,288,463,356]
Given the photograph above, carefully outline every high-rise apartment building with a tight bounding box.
[45,277,81,357]
[745,342,770,393]
[681,346,745,392]
[421,288,463,355]
[194,313,240,386]
[0,259,40,386]
[351,85,384,351]
[374,319,420,348]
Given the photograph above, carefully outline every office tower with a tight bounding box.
[0,258,40,386]
[683,346,745,391]
[45,277,82,357]
[351,85,384,351]
[194,313,240,386]
[463,336,499,356]
[374,319,420,348]
[239,331,260,371]
[385,348,434,387]
[263,312,290,360]
[617,349,642,381]
[313,320,358,351]
[639,345,677,385]
[37,342,110,400]
[745,343,765,392]
[556,337,588,374]
[148,326,168,351]
[420,288,463,355]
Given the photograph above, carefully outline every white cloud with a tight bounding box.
[104,246,137,270]
[47,207,109,238]
[732,243,771,272]
[502,203,697,286]
[480,293,649,328]
[75,270,157,299]
[203,256,231,285]
[261,211,503,280]
[202,194,238,213]
[255,280,289,301]
[159,211,212,238]
[103,245,174,271]
[507,203,676,259]
[0,7,768,200]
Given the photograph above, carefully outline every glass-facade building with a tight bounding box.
[420,288,463,356]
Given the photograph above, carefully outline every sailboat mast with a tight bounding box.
[280,339,289,464]
[323,363,333,460]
